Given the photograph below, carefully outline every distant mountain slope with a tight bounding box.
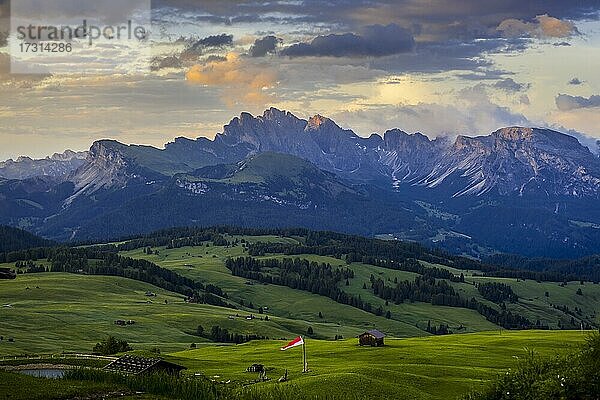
[0,225,54,252]
[0,150,87,180]
[180,152,359,200]
[44,153,422,242]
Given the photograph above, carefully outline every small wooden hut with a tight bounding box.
[358,329,386,347]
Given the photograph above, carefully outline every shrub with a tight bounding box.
[92,336,132,355]
[464,333,600,400]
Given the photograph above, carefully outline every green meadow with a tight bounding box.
[119,238,600,333]
[0,273,379,355]
[170,331,586,400]
[1,234,598,399]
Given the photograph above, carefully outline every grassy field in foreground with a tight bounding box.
[169,331,587,400]
[0,370,167,400]
[0,330,588,400]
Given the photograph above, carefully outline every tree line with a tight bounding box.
[195,325,268,344]
[226,256,538,330]
[368,274,536,330]
[225,256,389,317]
[476,282,519,304]
[247,237,590,283]
[3,225,598,283]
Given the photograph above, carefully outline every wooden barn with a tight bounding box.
[358,329,386,347]
[104,355,186,375]
[0,268,16,280]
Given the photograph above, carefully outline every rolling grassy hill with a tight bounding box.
[118,234,600,334]
[0,273,362,356]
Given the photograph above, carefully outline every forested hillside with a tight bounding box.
[0,225,54,253]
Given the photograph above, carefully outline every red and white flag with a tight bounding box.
[281,336,304,351]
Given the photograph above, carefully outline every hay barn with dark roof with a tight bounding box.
[103,355,185,375]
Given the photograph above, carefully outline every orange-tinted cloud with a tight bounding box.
[185,52,277,106]
[497,14,579,39]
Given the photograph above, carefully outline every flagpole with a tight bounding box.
[302,336,307,372]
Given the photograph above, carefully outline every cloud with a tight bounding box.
[196,34,234,48]
[151,34,235,70]
[493,78,529,92]
[0,0,7,47]
[368,37,527,75]
[556,94,600,111]
[568,77,583,85]
[154,1,600,33]
[0,53,52,87]
[281,24,414,58]
[205,55,227,63]
[185,52,277,106]
[150,55,183,71]
[249,35,282,57]
[181,34,233,59]
[333,85,529,138]
[497,14,579,38]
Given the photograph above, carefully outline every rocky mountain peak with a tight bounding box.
[306,114,329,130]
[261,107,291,121]
[0,150,88,181]
[492,127,534,141]
[60,109,600,200]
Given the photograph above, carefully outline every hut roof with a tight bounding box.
[363,329,386,339]
[103,355,185,375]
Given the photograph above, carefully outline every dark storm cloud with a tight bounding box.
[181,34,232,58]
[152,1,600,39]
[149,1,600,75]
[249,35,281,57]
[370,37,527,74]
[556,94,600,111]
[281,24,414,58]
[195,34,233,48]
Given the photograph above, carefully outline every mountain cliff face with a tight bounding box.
[413,127,600,197]
[3,108,600,257]
[65,141,162,204]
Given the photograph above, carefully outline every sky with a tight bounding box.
[1,0,600,160]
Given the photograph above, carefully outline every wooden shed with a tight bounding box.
[358,329,386,347]
[104,355,186,375]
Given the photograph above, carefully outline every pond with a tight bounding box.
[18,368,66,379]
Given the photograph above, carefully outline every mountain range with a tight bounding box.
[1,108,600,258]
